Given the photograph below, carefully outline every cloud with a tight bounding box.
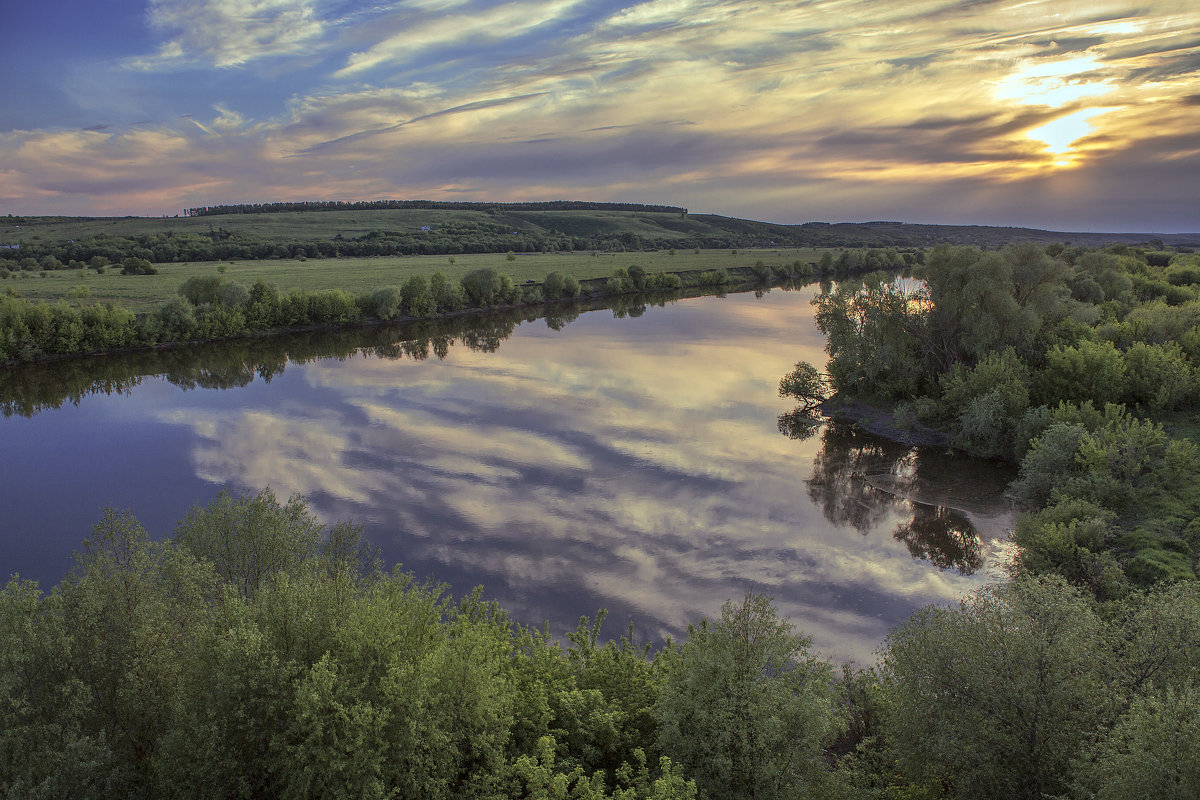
[335,0,588,77]
[132,0,332,69]
[4,0,1199,230]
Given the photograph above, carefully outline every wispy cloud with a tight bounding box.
[335,0,590,77]
[131,0,333,69]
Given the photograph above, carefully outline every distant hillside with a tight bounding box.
[1,205,1196,267]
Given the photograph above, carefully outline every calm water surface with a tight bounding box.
[0,287,1013,662]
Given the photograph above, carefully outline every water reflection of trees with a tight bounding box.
[0,307,532,418]
[895,505,983,573]
[799,419,985,575]
[0,281,762,419]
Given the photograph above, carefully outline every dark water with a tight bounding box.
[0,287,1014,662]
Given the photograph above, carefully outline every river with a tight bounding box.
[0,285,1014,663]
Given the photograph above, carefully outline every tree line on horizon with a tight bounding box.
[182,200,690,217]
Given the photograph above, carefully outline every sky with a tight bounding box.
[2,0,1198,231]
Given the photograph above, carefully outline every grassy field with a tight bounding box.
[3,248,828,312]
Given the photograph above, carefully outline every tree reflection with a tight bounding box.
[797,419,985,575]
[805,420,909,536]
[777,410,823,441]
[0,284,739,419]
[894,505,984,574]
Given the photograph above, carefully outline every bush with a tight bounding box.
[1011,422,1088,506]
[121,257,158,276]
[460,268,513,307]
[542,271,566,299]
[179,275,225,306]
[656,595,839,800]
[881,577,1119,800]
[215,281,250,309]
[1036,340,1126,406]
[401,274,435,317]
[370,286,403,320]
[606,268,633,295]
[1074,688,1200,800]
[1122,341,1193,411]
[627,265,646,290]
[429,270,465,311]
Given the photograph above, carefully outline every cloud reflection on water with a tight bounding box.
[160,288,1011,663]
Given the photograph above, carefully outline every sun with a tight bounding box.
[1025,108,1115,165]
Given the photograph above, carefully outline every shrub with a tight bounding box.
[627,265,646,290]
[179,275,225,306]
[216,281,250,309]
[1122,341,1193,411]
[460,268,514,307]
[542,271,566,298]
[370,286,403,320]
[429,270,465,311]
[121,257,158,276]
[401,274,435,317]
[1036,340,1126,406]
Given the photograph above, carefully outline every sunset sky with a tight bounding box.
[3,0,1198,231]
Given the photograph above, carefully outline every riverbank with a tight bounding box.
[818,395,954,449]
[2,261,832,367]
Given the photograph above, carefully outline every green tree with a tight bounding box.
[430,270,466,311]
[172,487,368,597]
[655,594,840,800]
[881,576,1119,800]
[369,286,403,320]
[778,361,829,412]
[401,273,436,317]
[1036,340,1127,406]
[178,274,225,306]
[543,271,566,299]
[1073,688,1200,800]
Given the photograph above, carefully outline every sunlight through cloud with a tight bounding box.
[993,55,1115,107]
[1026,107,1112,162]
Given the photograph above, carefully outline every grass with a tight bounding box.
[3,248,829,313]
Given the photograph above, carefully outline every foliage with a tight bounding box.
[655,594,841,800]
[178,274,226,306]
[795,241,1200,593]
[369,285,404,320]
[1073,687,1200,800]
[4,483,1200,798]
[778,361,829,412]
[883,577,1115,800]
[119,257,157,276]
[814,273,928,399]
